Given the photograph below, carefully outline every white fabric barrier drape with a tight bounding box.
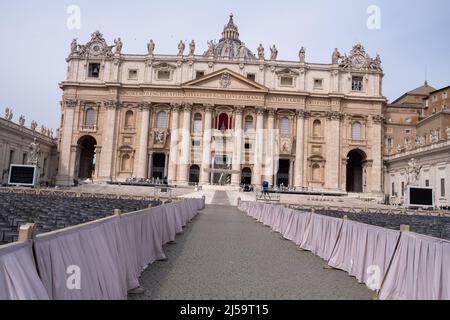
[327,220,400,290]
[32,199,200,300]
[299,214,343,261]
[0,241,49,300]
[379,232,450,300]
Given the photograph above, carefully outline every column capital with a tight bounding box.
[63,99,77,108]
[255,107,265,115]
[138,102,151,111]
[204,104,214,112]
[183,103,193,112]
[104,100,120,109]
[266,108,276,117]
[234,105,244,115]
[170,103,182,112]
[371,114,384,124]
[296,109,311,119]
[326,111,344,121]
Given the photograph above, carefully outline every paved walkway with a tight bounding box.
[129,193,373,300]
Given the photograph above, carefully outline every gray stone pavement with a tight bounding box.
[129,198,373,300]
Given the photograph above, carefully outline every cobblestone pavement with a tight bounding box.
[129,201,373,300]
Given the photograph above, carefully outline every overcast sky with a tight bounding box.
[1,0,449,130]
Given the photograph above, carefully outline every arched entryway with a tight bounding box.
[189,165,200,184]
[346,149,366,193]
[77,135,97,179]
[241,167,252,185]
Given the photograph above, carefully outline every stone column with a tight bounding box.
[200,104,213,184]
[178,103,192,184]
[294,110,305,188]
[231,106,244,186]
[56,99,77,185]
[265,108,275,186]
[167,104,180,184]
[164,153,169,177]
[136,102,150,179]
[325,111,342,190]
[99,100,119,181]
[371,115,383,194]
[253,107,265,185]
[148,151,153,178]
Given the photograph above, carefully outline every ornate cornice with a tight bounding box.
[371,114,384,124]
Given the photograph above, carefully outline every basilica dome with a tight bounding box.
[203,14,256,60]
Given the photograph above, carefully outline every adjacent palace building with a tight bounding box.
[57,14,386,196]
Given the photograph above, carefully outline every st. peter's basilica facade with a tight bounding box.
[57,14,386,196]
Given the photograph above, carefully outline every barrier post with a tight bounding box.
[237,197,241,207]
[202,195,206,209]
[18,223,37,241]
[113,209,122,216]
[400,224,410,232]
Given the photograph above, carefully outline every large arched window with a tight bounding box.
[125,110,134,128]
[312,163,321,181]
[156,111,167,129]
[193,113,202,133]
[313,119,321,137]
[244,115,253,133]
[352,121,362,141]
[280,117,290,135]
[121,154,131,172]
[84,108,96,128]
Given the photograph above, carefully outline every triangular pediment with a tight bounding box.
[182,68,268,92]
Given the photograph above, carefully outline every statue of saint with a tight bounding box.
[189,40,195,56]
[406,158,421,186]
[239,43,246,59]
[299,47,306,63]
[29,138,41,166]
[207,40,215,57]
[114,38,123,54]
[19,115,25,126]
[30,120,37,131]
[332,48,340,64]
[70,39,78,54]
[270,45,278,61]
[257,44,264,60]
[177,40,185,56]
[4,107,13,121]
[147,39,155,55]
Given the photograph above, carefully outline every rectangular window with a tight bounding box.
[157,70,171,80]
[425,180,430,187]
[280,76,293,86]
[244,143,252,150]
[441,178,446,197]
[443,105,448,110]
[22,153,27,165]
[432,108,437,114]
[88,63,100,78]
[392,182,395,197]
[8,150,15,166]
[195,71,205,79]
[246,73,256,81]
[387,138,393,148]
[313,79,323,89]
[192,140,201,147]
[405,129,411,134]
[401,181,405,197]
[351,76,363,91]
[43,158,47,176]
[443,92,448,99]
[128,69,138,80]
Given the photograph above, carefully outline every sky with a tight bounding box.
[0,0,449,130]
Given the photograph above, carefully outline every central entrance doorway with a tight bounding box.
[276,159,290,187]
[77,135,96,179]
[151,153,166,179]
[212,154,232,185]
[346,149,366,193]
